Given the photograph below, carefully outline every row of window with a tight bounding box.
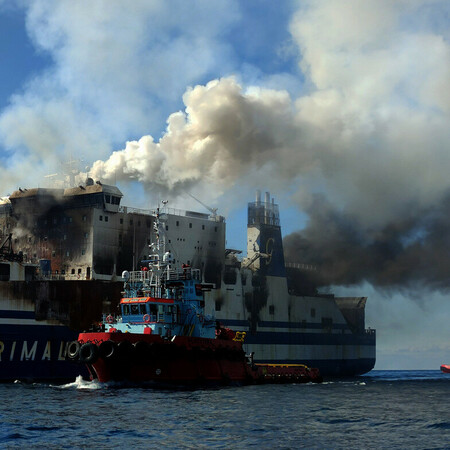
[173,221,218,232]
[99,215,152,227]
[40,215,88,226]
[52,266,91,276]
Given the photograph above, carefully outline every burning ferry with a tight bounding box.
[0,179,375,381]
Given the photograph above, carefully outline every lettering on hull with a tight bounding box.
[0,340,69,362]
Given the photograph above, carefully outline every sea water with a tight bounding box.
[0,371,449,449]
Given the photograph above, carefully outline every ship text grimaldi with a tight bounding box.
[0,340,69,361]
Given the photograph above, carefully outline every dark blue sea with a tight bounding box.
[0,371,449,449]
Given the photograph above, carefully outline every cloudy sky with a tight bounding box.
[0,0,449,369]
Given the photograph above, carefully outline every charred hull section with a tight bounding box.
[69,333,322,385]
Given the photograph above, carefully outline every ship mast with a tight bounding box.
[147,201,172,297]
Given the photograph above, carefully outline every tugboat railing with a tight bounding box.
[127,268,201,284]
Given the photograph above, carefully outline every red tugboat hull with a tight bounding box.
[441,365,450,373]
[74,332,322,385]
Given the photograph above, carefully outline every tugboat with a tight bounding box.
[67,204,322,385]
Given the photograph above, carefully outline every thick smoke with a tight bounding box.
[284,192,450,291]
[283,0,450,291]
[89,0,450,291]
[1,1,449,294]
[89,78,304,197]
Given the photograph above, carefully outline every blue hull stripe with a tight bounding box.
[243,331,375,346]
[221,318,348,331]
[0,323,88,381]
[258,320,348,330]
[0,310,35,319]
[220,319,375,346]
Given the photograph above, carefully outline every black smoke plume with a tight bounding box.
[284,192,450,292]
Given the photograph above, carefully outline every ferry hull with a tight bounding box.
[0,321,87,382]
[0,281,375,380]
[228,322,376,377]
[0,188,376,381]
[0,279,121,382]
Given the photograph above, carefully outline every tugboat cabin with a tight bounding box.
[105,264,214,338]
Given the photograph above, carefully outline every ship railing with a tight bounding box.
[128,270,151,283]
[119,205,225,222]
[127,267,201,286]
[165,267,201,281]
[285,262,318,271]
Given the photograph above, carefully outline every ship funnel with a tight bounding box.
[246,191,285,277]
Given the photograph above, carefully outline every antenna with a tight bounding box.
[187,193,218,218]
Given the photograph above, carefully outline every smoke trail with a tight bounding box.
[89,78,307,196]
[284,192,450,290]
[89,1,450,290]
[1,1,449,292]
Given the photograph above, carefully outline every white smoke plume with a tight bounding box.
[88,0,450,290]
[1,0,450,291]
[89,78,303,196]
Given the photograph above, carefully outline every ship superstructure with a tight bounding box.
[0,182,375,381]
[207,191,375,376]
[0,178,225,284]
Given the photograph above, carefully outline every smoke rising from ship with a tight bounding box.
[1,1,450,293]
[88,1,450,291]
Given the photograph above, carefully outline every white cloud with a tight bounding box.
[0,0,241,190]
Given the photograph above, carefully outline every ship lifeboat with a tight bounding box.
[440,364,450,373]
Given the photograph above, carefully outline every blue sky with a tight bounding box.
[0,0,450,369]
[0,8,47,110]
